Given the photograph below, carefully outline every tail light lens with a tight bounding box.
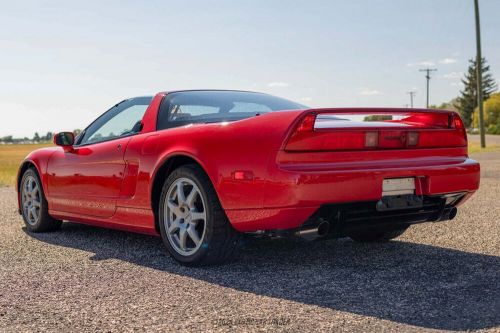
[407,132,419,146]
[365,132,378,148]
[450,113,467,141]
[295,113,316,133]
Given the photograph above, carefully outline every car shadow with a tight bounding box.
[25,222,499,331]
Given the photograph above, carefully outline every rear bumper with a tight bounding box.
[226,158,480,232]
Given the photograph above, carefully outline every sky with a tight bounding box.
[1,0,499,137]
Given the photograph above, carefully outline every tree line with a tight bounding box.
[431,57,499,134]
[0,130,81,144]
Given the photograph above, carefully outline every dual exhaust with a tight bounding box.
[294,207,458,240]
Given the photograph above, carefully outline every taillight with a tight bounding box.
[450,113,467,141]
[295,113,316,133]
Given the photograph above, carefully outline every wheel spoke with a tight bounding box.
[31,207,38,222]
[178,227,188,251]
[186,188,197,209]
[167,200,181,216]
[168,218,181,234]
[24,179,30,194]
[27,207,34,221]
[191,211,205,221]
[32,200,40,208]
[187,225,201,246]
[31,185,39,198]
[176,182,186,204]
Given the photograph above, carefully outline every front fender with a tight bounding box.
[16,148,59,213]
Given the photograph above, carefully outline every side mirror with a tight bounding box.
[53,132,75,147]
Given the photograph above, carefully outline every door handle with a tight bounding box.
[117,144,122,151]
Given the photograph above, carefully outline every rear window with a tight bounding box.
[157,90,306,130]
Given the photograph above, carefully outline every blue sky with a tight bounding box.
[1,0,499,137]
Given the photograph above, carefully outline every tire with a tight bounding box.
[348,226,409,243]
[20,168,62,232]
[158,164,241,266]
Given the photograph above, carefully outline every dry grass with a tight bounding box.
[468,142,500,154]
[0,144,51,187]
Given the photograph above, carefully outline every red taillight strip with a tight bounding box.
[283,111,468,152]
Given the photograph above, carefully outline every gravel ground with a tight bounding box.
[0,152,499,333]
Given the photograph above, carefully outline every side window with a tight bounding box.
[79,97,152,145]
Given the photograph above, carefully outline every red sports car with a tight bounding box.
[17,90,480,265]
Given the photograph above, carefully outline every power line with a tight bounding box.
[407,91,416,108]
[419,68,437,108]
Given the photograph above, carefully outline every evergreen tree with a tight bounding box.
[455,57,497,128]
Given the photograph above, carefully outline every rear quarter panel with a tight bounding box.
[127,110,304,210]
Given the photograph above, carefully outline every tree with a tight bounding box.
[455,57,497,128]
[33,132,40,142]
[473,92,500,133]
[0,136,13,143]
[44,132,53,141]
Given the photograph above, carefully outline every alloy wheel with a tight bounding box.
[163,177,207,256]
[21,175,41,226]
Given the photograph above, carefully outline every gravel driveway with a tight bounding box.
[0,152,499,332]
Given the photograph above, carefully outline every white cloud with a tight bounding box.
[267,82,290,87]
[300,97,313,102]
[407,60,435,67]
[439,58,458,64]
[360,89,381,96]
[442,72,463,79]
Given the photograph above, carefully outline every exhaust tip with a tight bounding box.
[317,220,330,236]
[295,219,330,240]
[448,207,458,220]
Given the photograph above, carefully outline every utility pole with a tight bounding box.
[407,91,416,108]
[474,0,486,148]
[419,68,437,108]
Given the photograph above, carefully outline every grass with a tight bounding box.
[0,144,51,187]
[467,142,500,154]
[0,141,499,187]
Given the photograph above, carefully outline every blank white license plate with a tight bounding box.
[382,178,415,196]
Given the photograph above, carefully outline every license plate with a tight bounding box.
[382,178,415,196]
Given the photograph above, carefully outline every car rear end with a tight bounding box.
[230,108,480,237]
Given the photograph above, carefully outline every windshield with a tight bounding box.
[157,90,307,130]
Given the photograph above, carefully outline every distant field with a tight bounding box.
[0,141,499,187]
[468,143,500,154]
[0,144,51,186]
